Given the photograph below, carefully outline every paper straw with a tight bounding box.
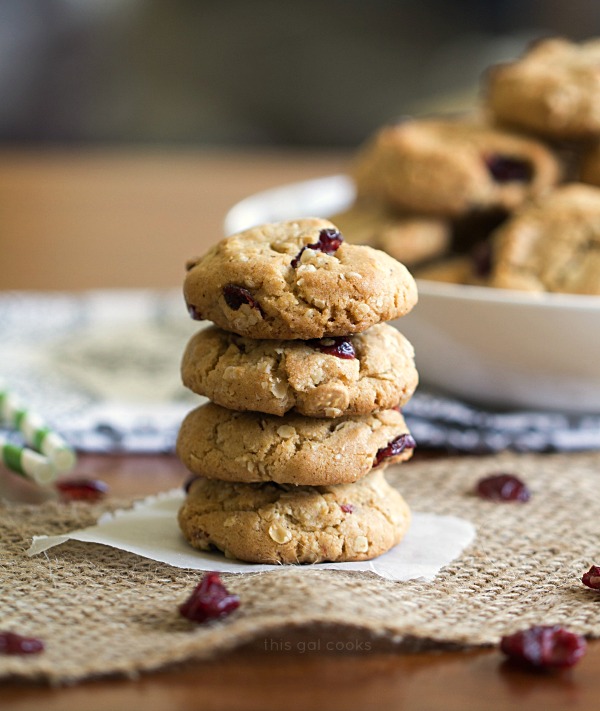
[0,435,57,485]
[0,386,76,474]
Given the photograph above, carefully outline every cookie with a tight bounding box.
[489,183,600,294]
[181,323,418,418]
[176,402,415,486]
[330,202,451,267]
[485,38,600,140]
[178,469,411,564]
[352,117,561,217]
[184,218,418,340]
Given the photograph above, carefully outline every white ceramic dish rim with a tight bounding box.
[223,173,600,314]
[415,278,600,312]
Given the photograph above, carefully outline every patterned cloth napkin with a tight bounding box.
[1,290,599,454]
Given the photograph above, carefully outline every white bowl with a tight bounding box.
[224,175,600,413]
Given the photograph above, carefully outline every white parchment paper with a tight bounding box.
[27,490,475,581]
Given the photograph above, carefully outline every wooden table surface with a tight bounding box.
[2,149,599,710]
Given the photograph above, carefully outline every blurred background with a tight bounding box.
[1,0,599,149]
[1,0,600,291]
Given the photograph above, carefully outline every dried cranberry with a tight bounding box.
[291,228,343,268]
[56,478,108,502]
[373,434,416,467]
[582,565,600,590]
[308,336,356,359]
[500,626,586,670]
[179,572,240,623]
[340,503,354,514]
[485,155,533,183]
[0,631,44,655]
[222,285,262,313]
[476,473,530,502]
[187,303,204,321]
[316,228,344,252]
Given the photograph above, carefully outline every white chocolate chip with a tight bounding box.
[315,254,330,267]
[257,360,273,374]
[324,407,342,418]
[270,379,288,399]
[268,523,292,544]
[310,366,325,385]
[223,516,237,527]
[277,425,296,439]
[233,309,260,328]
[354,535,369,553]
[290,497,327,525]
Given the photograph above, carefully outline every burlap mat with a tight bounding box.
[2,451,600,684]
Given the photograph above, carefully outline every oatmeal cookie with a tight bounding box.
[178,469,411,564]
[485,37,600,140]
[352,117,561,217]
[181,323,418,418]
[176,402,415,486]
[184,218,418,340]
[489,183,600,294]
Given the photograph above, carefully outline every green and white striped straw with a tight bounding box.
[0,383,76,475]
[0,434,57,485]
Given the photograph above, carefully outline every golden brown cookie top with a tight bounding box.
[352,117,561,217]
[490,183,600,295]
[485,38,600,139]
[184,218,418,339]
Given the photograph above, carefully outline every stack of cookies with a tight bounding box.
[333,36,600,296]
[176,217,419,564]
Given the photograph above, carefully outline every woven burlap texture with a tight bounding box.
[2,451,600,683]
